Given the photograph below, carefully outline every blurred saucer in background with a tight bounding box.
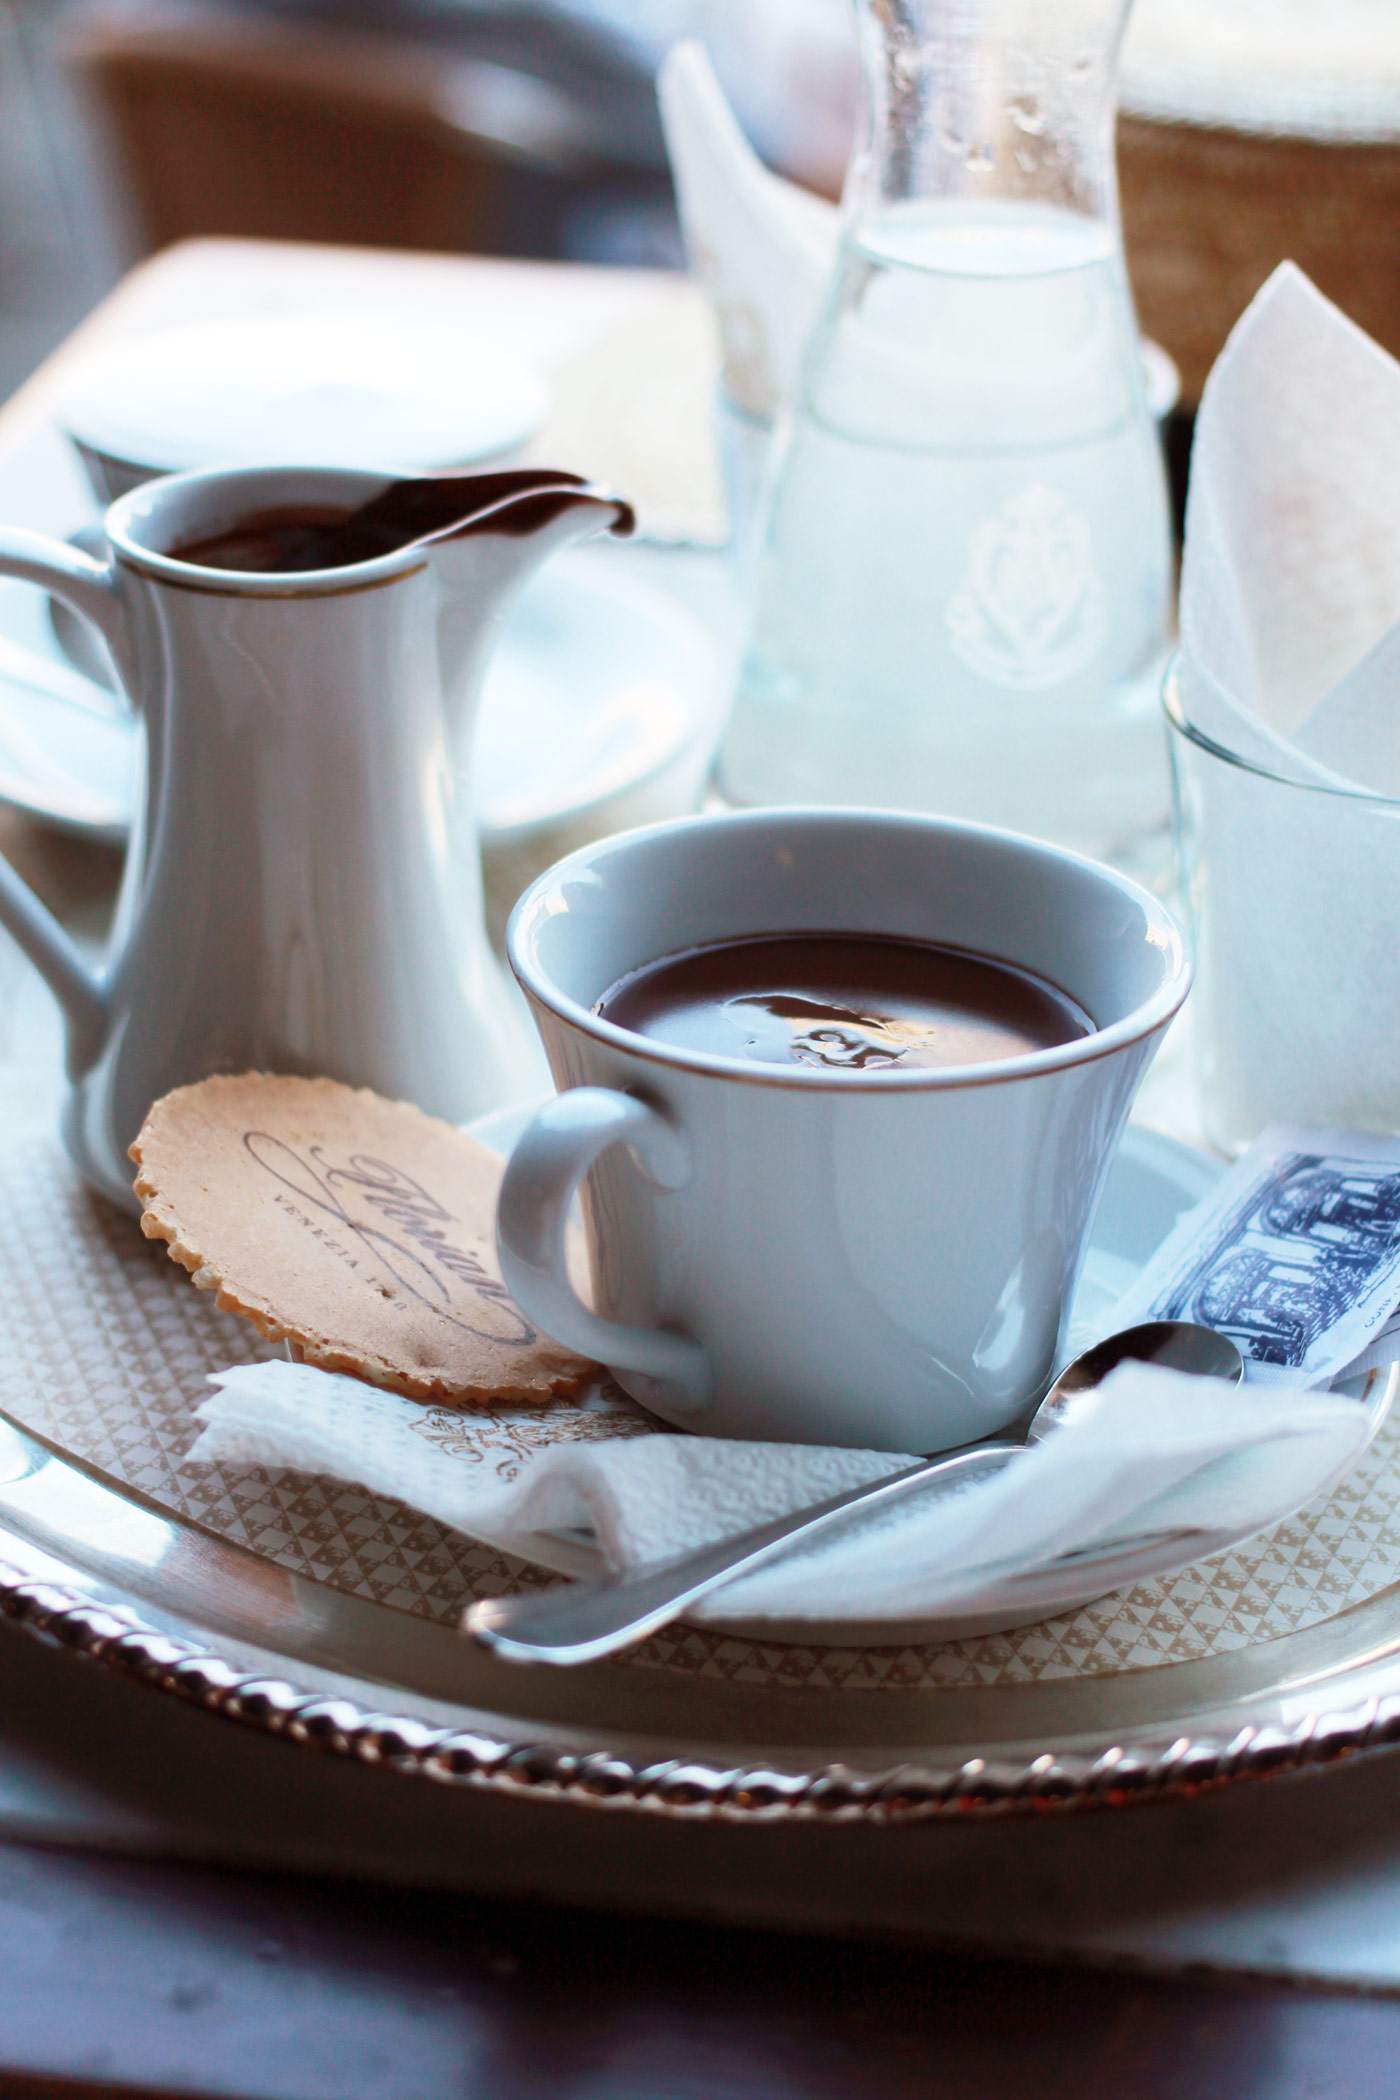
[1,540,721,858]
[56,315,550,500]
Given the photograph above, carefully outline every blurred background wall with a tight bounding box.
[1,0,1397,410]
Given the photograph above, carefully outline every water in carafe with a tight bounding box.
[718,0,1173,870]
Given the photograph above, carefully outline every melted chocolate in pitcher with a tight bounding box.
[173,470,635,574]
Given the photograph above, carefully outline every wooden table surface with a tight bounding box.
[3,239,1400,2099]
[8,1832,1400,2100]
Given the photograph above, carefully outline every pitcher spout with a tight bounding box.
[422,468,634,568]
[425,468,635,699]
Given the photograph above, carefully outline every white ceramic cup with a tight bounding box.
[497,809,1189,1451]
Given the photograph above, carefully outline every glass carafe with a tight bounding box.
[717,0,1173,867]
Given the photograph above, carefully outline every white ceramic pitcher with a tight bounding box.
[0,463,632,1209]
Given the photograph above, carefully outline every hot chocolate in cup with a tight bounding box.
[497,808,1190,1451]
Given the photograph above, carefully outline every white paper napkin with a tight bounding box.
[191,1356,1369,1627]
[1179,262,1400,787]
[1293,624,1400,794]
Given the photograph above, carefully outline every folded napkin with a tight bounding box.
[190,1124,1400,1629]
[1179,262,1400,789]
[1175,267,1400,1137]
[657,40,835,420]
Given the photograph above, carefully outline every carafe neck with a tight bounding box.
[850,0,1133,227]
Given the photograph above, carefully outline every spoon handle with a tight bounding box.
[465,1441,1020,1666]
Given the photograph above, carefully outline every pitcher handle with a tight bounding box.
[0,528,130,666]
[496,1087,711,1415]
[0,528,128,1047]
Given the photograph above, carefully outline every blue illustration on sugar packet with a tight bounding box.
[1151,1154,1400,1368]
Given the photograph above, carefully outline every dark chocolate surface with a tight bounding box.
[597,933,1092,1073]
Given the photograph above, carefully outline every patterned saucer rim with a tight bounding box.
[2,1121,1399,1823]
[2,1397,1398,1826]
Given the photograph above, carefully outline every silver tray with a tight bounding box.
[5,1374,1400,1826]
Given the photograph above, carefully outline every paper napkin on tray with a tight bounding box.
[194,1355,1365,1627]
[190,1125,1400,1630]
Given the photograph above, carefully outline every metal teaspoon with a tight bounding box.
[465,1320,1245,1666]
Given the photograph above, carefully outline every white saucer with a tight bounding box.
[467,1109,1396,1645]
[473,555,720,848]
[0,542,721,850]
[0,623,133,840]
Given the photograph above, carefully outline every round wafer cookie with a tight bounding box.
[130,1073,594,1404]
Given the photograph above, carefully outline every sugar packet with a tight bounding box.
[1110,1126,1400,1387]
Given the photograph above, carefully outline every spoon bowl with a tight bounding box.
[1027,1319,1246,1439]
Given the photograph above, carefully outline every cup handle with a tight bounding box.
[0,529,130,1049]
[496,1087,711,1414]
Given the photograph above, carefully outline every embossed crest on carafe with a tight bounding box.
[718,0,1173,866]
